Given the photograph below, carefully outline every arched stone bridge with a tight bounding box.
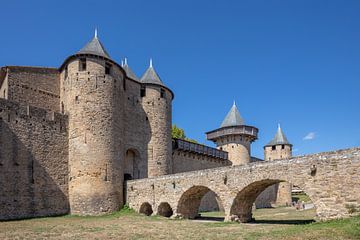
[126,147,360,222]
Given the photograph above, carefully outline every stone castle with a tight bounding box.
[2,32,353,221]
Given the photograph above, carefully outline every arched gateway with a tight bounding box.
[126,147,360,222]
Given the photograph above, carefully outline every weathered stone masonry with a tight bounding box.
[0,99,69,220]
[127,147,360,222]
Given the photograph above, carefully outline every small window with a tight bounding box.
[282,145,285,149]
[160,88,166,98]
[75,96,79,103]
[105,63,111,75]
[140,86,146,97]
[64,66,68,79]
[272,145,276,150]
[79,58,86,71]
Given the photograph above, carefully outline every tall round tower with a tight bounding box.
[264,124,293,206]
[59,32,125,215]
[206,102,258,165]
[140,59,173,177]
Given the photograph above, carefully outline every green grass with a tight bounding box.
[292,193,312,203]
[1,207,359,239]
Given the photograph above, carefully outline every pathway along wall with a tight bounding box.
[126,147,360,222]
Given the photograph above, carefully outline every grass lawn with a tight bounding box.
[0,207,359,240]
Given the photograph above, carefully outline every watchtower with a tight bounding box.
[59,31,125,215]
[206,102,258,165]
[264,124,293,206]
[140,59,174,176]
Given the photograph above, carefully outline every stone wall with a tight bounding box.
[0,98,69,220]
[172,150,231,173]
[2,66,60,112]
[127,147,360,222]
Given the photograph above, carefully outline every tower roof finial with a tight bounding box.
[94,28,98,39]
[124,57,128,66]
[150,58,153,68]
[233,100,236,106]
[278,123,281,129]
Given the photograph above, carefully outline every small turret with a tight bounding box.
[206,102,258,165]
[264,124,292,161]
[263,124,293,206]
[140,59,173,176]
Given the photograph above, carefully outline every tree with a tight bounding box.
[172,124,198,143]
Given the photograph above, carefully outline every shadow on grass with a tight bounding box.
[194,216,225,222]
[251,219,315,225]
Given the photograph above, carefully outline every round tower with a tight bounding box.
[59,32,125,215]
[264,124,292,161]
[140,59,173,177]
[206,102,258,165]
[264,124,293,206]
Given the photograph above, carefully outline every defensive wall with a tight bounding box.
[0,98,69,220]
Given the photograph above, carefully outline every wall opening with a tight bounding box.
[124,149,141,180]
[157,202,173,218]
[231,179,316,224]
[139,202,153,216]
[177,186,224,221]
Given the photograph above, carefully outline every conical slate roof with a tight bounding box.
[266,124,291,146]
[122,58,139,81]
[220,102,244,127]
[140,59,164,86]
[78,31,111,59]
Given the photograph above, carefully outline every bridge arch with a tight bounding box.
[230,179,316,222]
[157,202,173,217]
[139,202,153,216]
[176,185,224,219]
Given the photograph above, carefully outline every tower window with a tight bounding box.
[140,86,146,97]
[272,145,276,150]
[282,145,285,149]
[105,63,111,75]
[64,66,68,79]
[79,58,86,71]
[160,88,166,98]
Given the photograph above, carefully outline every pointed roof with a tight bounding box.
[140,59,165,86]
[266,124,291,146]
[78,30,111,59]
[122,58,139,81]
[220,101,245,127]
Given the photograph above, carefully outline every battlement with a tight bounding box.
[0,98,68,132]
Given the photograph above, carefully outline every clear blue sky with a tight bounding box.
[1,0,359,158]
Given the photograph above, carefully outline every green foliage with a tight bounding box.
[172,124,186,139]
[172,124,198,143]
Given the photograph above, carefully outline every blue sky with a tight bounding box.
[1,0,359,158]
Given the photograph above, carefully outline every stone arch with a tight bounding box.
[177,185,223,219]
[230,179,316,223]
[230,179,281,222]
[124,149,141,180]
[139,202,153,216]
[157,202,173,217]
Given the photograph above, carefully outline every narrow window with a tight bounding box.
[105,63,111,75]
[140,86,146,97]
[79,58,86,71]
[160,88,166,98]
[272,145,276,150]
[75,96,79,103]
[123,78,126,91]
[282,144,285,149]
[64,66,68,79]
